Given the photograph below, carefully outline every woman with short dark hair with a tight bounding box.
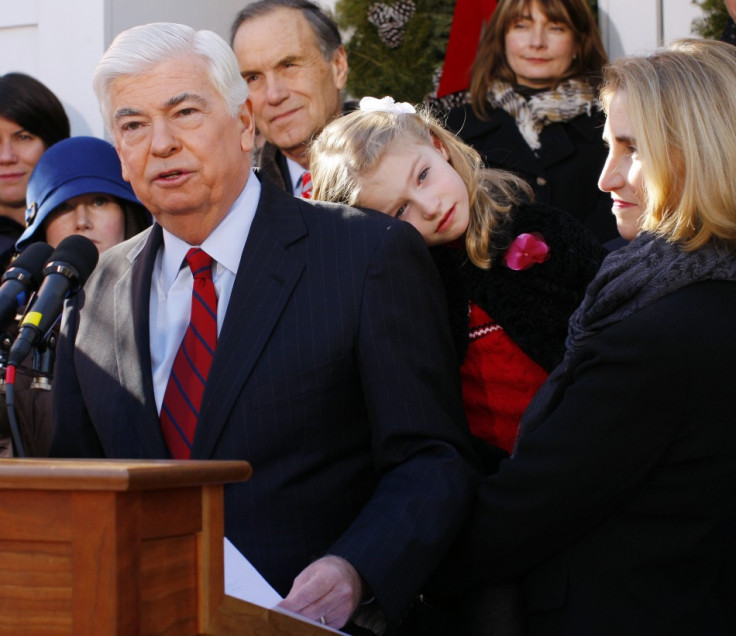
[0,73,70,270]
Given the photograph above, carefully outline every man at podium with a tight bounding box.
[49,22,479,634]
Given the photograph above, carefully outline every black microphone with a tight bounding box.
[0,242,54,330]
[8,235,99,367]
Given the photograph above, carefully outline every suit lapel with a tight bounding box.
[115,225,170,457]
[192,179,307,459]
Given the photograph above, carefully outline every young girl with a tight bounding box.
[311,96,605,470]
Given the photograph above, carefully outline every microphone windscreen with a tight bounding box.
[3,242,54,287]
[45,235,100,286]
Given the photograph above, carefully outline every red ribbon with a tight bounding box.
[437,0,497,97]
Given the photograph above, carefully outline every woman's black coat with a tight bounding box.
[446,105,618,245]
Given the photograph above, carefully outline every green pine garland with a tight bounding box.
[335,0,600,104]
[336,0,455,104]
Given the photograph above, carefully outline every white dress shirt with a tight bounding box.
[149,172,261,413]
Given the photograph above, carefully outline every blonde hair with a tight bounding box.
[310,106,531,268]
[600,39,736,250]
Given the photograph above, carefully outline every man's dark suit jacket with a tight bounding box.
[256,141,292,193]
[50,175,478,626]
[433,282,736,635]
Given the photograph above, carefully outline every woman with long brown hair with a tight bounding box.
[446,0,616,245]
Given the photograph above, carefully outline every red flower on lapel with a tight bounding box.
[503,232,550,270]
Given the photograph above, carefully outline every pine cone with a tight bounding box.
[367,0,416,48]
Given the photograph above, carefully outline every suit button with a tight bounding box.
[536,177,547,186]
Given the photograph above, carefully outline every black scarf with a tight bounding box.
[566,232,736,355]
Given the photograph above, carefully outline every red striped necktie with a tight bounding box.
[160,248,218,459]
[300,170,312,199]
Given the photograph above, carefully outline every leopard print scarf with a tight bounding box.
[487,78,597,151]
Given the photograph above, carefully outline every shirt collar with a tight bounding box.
[160,170,261,288]
[285,156,308,196]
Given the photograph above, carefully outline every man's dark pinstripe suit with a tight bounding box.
[50,175,479,627]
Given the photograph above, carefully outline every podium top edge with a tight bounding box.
[0,458,252,491]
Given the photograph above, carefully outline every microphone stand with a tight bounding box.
[4,366,27,458]
[1,331,26,458]
[0,331,12,388]
[30,330,56,391]
[1,324,56,458]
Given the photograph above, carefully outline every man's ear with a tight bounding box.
[332,46,349,91]
[239,98,257,153]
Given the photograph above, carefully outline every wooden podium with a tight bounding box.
[0,459,332,635]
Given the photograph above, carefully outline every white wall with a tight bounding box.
[661,0,702,44]
[108,0,248,46]
[0,0,704,139]
[599,0,701,60]
[0,0,250,137]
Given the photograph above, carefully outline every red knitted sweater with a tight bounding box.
[460,302,548,453]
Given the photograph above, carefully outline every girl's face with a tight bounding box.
[0,116,46,211]
[504,0,578,89]
[598,91,645,241]
[356,139,470,247]
[44,193,126,253]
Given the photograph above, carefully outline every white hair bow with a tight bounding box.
[359,96,416,115]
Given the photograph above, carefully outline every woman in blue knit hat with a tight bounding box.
[16,135,150,253]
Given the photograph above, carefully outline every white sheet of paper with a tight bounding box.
[223,538,348,634]
[223,537,282,608]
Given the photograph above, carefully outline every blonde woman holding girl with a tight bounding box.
[421,39,736,635]
[311,96,605,473]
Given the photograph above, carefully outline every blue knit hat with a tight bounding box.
[17,136,142,251]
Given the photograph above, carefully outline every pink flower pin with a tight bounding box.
[503,232,550,271]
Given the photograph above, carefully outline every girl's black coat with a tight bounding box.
[431,203,605,373]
